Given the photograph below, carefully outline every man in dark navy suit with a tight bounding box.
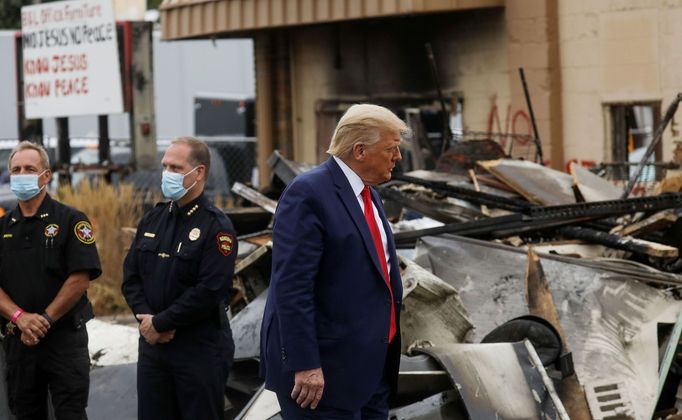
[260,104,408,419]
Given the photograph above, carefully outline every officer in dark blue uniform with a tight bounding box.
[0,141,101,420]
[122,137,237,420]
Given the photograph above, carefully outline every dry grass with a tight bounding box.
[58,180,144,315]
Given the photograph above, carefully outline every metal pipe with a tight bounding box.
[425,43,451,155]
[518,68,544,165]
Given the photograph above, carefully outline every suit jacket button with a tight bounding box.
[382,337,389,343]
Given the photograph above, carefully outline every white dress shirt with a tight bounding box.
[333,156,391,276]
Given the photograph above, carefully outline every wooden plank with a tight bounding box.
[235,243,271,275]
[569,162,621,202]
[478,159,576,205]
[468,169,490,216]
[243,233,273,246]
[560,226,679,259]
[525,249,592,420]
[612,209,679,237]
[231,182,278,214]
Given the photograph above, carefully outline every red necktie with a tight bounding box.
[361,186,396,343]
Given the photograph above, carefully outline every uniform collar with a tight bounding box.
[9,193,55,226]
[168,193,208,219]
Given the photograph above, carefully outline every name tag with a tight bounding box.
[2,234,11,239]
[143,232,156,238]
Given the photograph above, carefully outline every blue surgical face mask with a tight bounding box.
[161,167,198,201]
[10,170,47,201]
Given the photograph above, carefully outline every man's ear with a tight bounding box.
[196,165,206,181]
[351,143,365,161]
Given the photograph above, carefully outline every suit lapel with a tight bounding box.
[325,158,386,280]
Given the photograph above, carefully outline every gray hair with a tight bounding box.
[8,141,50,171]
[326,104,409,159]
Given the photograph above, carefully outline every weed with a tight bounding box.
[57,180,146,315]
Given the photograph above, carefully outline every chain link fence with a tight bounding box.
[0,136,257,208]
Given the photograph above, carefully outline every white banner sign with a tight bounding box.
[21,0,123,119]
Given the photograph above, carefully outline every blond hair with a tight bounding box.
[327,104,409,158]
[8,141,50,171]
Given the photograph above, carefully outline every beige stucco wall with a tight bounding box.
[506,0,563,167]
[559,0,682,165]
[283,0,682,168]
[289,8,512,164]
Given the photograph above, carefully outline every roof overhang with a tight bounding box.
[160,0,505,40]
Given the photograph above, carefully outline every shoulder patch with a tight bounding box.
[74,221,95,244]
[216,232,234,256]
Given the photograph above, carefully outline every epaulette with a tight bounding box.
[206,205,235,231]
[205,204,226,217]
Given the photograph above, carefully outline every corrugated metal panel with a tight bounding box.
[160,0,504,40]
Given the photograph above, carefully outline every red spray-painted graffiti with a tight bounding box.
[564,158,596,173]
[486,95,533,149]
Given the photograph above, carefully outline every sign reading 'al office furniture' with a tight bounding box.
[21,0,123,119]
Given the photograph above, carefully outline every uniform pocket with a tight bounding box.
[44,240,66,279]
[136,238,160,278]
[173,245,201,286]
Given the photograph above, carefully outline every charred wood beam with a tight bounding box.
[396,215,677,259]
[558,226,678,258]
[389,174,530,212]
[489,217,595,239]
[390,175,682,220]
[525,250,591,418]
[393,214,557,246]
[552,220,663,244]
[378,187,477,223]
[613,209,679,237]
[396,200,682,248]
[390,183,682,251]
[526,192,682,220]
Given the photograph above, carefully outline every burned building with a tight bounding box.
[159,0,562,181]
[160,0,682,191]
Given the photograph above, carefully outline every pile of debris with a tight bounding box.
[226,147,682,419]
